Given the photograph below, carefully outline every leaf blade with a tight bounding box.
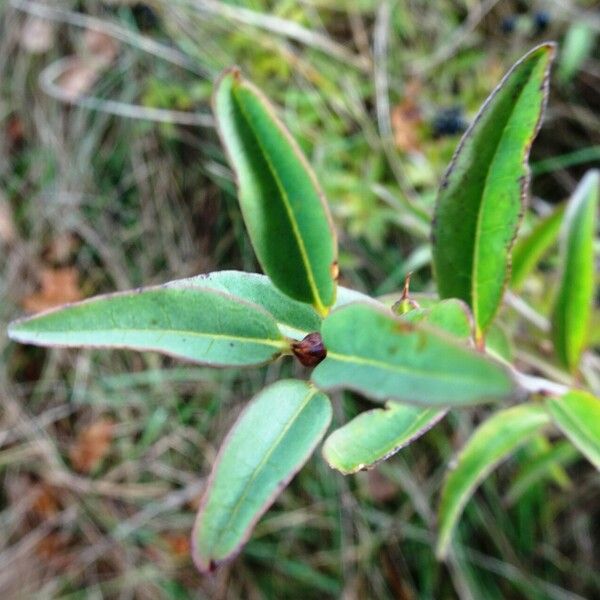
[511,203,565,289]
[323,402,445,474]
[551,170,599,371]
[192,380,332,572]
[432,44,555,333]
[214,69,337,314]
[167,270,321,336]
[436,403,550,559]
[311,303,519,407]
[399,298,474,341]
[546,390,600,471]
[8,287,287,367]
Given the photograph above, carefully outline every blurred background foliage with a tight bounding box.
[0,0,599,598]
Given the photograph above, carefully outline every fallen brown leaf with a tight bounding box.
[83,29,120,65]
[57,60,103,101]
[22,267,83,313]
[31,484,61,519]
[391,79,423,152]
[35,532,75,570]
[69,418,114,474]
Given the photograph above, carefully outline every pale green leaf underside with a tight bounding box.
[323,401,445,474]
[546,390,600,471]
[511,203,565,289]
[167,270,321,335]
[400,298,473,341]
[214,69,337,314]
[8,286,286,367]
[432,44,554,333]
[167,270,375,338]
[436,403,550,559]
[551,170,599,371]
[312,303,519,406]
[192,380,331,572]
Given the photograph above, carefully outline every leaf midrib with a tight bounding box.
[232,85,326,314]
[11,326,286,349]
[211,387,319,556]
[325,349,505,389]
[471,73,536,327]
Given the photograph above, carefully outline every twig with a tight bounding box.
[373,1,420,206]
[11,0,207,76]
[39,57,214,126]
[413,0,501,74]
[504,291,550,332]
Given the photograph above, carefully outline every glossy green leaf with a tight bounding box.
[167,271,321,336]
[323,401,445,474]
[436,404,550,559]
[214,69,337,315]
[432,44,555,335]
[546,390,600,471]
[511,204,565,289]
[551,170,599,371]
[192,380,332,572]
[311,303,519,406]
[8,287,287,367]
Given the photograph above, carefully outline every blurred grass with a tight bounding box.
[1,0,599,598]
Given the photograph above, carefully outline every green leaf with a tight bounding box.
[485,324,513,363]
[432,44,555,335]
[214,68,338,315]
[323,401,445,474]
[400,298,473,341]
[167,271,321,336]
[8,287,287,367]
[551,170,599,371]
[192,380,332,572]
[505,439,577,505]
[311,303,519,407]
[558,22,597,84]
[511,204,565,290]
[436,403,550,559]
[546,390,600,471]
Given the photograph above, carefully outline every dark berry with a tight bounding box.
[292,332,327,367]
[533,11,550,34]
[432,107,468,138]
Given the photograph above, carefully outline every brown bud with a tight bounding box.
[291,332,327,367]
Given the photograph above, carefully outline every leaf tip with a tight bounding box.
[6,317,30,344]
